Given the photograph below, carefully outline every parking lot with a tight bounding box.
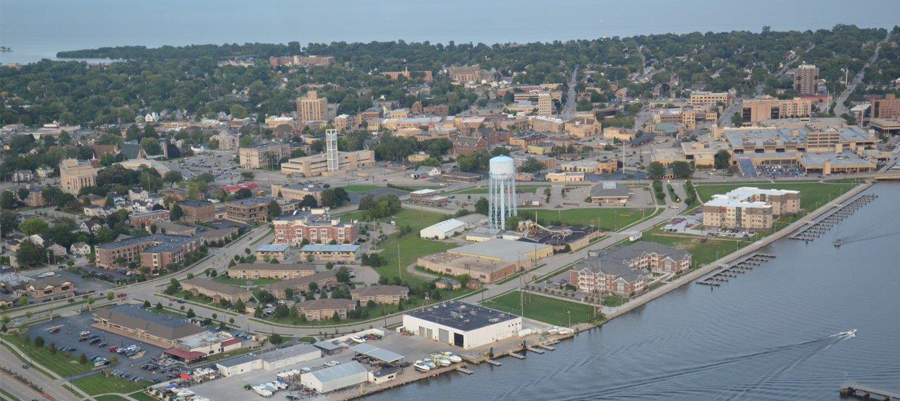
[27,311,169,382]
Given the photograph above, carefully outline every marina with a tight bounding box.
[788,194,878,241]
[840,382,900,400]
[696,252,777,287]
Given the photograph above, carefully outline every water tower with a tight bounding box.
[488,155,518,230]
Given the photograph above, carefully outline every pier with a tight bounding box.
[789,194,878,241]
[840,382,900,400]
[697,252,776,286]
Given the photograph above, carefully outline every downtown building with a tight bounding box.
[280,150,375,177]
[239,143,292,169]
[96,234,204,271]
[59,159,98,195]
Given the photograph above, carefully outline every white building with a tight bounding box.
[402,301,522,349]
[261,344,321,370]
[300,361,369,393]
[216,354,261,377]
[419,219,466,240]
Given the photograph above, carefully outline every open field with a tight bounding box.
[641,232,754,267]
[518,208,653,231]
[694,181,858,210]
[2,333,93,378]
[72,374,150,396]
[129,392,157,401]
[482,291,601,327]
[450,184,550,195]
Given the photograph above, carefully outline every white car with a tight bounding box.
[350,336,366,344]
[325,360,340,367]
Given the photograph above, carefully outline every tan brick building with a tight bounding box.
[297,298,356,321]
[239,143,292,169]
[280,150,375,177]
[59,159,97,194]
[702,187,801,231]
[871,94,900,119]
[177,201,216,223]
[273,209,359,245]
[96,234,203,271]
[226,197,271,223]
[297,91,328,122]
[264,271,338,299]
[350,285,408,305]
[739,97,812,124]
[689,91,734,106]
[26,277,75,298]
[181,278,252,304]
[227,263,316,280]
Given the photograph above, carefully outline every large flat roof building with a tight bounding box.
[702,187,800,231]
[403,301,522,349]
[93,304,206,347]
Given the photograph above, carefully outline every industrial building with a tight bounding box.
[402,301,522,349]
[419,219,466,239]
[215,343,322,377]
[418,239,553,284]
[300,361,369,393]
[93,304,207,348]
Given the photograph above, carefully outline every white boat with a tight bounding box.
[350,336,366,343]
[840,329,857,338]
[414,360,431,372]
[442,352,462,363]
[424,360,437,369]
[433,356,451,367]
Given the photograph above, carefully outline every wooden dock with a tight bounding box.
[456,367,474,375]
[840,381,900,400]
[526,346,545,354]
[789,194,878,241]
[696,252,776,287]
[508,352,526,359]
[484,359,501,366]
[538,344,556,351]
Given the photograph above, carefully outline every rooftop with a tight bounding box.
[307,361,367,383]
[257,244,290,253]
[94,305,206,341]
[182,278,251,296]
[299,244,360,253]
[229,263,316,272]
[260,343,319,364]
[449,239,552,261]
[406,301,520,332]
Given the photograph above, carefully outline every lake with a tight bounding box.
[2,0,900,64]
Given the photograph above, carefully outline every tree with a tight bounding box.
[320,188,350,208]
[233,298,246,313]
[308,282,319,294]
[34,336,44,348]
[49,342,57,354]
[475,198,489,216]
[731,113,744,127]
[230,104,248,119]
[336,267,350,283]
[143,300,151,308]
[16,240,47,267]
[254,306,263,318]
[186,308,196,318]
[268,200,282,219]
[80,353,88,365]
[106,292,115,301]
[518,157,546,173]
[0,191,16,209]
[300,194,318,207]
[647,162,666,179]
[505,215,521,231]
[274,304,289,319]
[163,171,183,187]
[170,204,184,221]
[240,171,255,181]
[19,217,49,236]
[269,333,284,345]
[714,150,731,170]
[1,211,19,238]
[283,288,294,299]
[155,302,163,310]
[671,161,694,178]
[140,137,162,155]
[234,188,252,199]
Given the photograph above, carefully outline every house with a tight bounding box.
[47,244,68,257]
[72,242,92,256]
[13,170,35,183]
[81,218,103,234]
[83,205,109,217]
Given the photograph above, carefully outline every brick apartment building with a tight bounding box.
[297,298,356,321]
[96,234,203,271]
[227,263,316,280]
[350,285,409,305]
[273,209,359,245]
[702,187,801,231]
[226,197,271,223]
[130,209,171,228]
[177,201,216,223]
[181,278,252,304]
[239,143,292,169]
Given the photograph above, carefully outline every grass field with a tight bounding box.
[518,208,652,231]
[96,396,131,401]
[129,392,157,401]
[694,181,858,211]
[2,334,93,378]
[72,374,150,396]
[340,185,383,193]
[642,232,753,267]
[451,184,550,195]
[482,291,602,326]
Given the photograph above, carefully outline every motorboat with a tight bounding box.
[414,360,431,372]
[834,239,842,247]
[424,360,437,369]
[840,329,857,338]
[442,352,462,363]
[432,356,451,367]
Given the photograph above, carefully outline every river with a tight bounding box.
[2,0,900,64]
[366,182,900,400]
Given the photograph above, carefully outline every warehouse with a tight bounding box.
[300,361,369,393]
[261,343,321,370]
[419,219,466,240]
[216,353,261,377]
[402,301,522,349]
[417,239,554,284]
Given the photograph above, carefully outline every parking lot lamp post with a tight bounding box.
[567,310,571,328]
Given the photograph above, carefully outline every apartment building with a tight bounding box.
[130,209,171,228]
[793,64,819,95]
[299,244,361,263]
[264,271,338,299]
[177,201,216,223]
[350,285,409,305]
[181,278,252,304]
[871,94,900,119]
[271,183,324,205]
[297,91,328,122]
[96,234,203,271]
[226,197,271,223]
[239,143,292,169]
[740,97,812,124]
[273,209,359,245]
[702,187,800,231]
[227,263,316,280]
[297,298,356,321]
[689,91,734,107]
[280,150,375,177]
[59,159,98,194]
[537,92,553,116]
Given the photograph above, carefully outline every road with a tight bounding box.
[0,337,94,401]
[560,65,578,120]
[833,31,892,117]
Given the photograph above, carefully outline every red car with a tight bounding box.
[109,346,119,352]
[117,293,126,298]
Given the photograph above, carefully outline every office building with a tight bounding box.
[740,97,812,124]
[226,197,271,223]
[537,92,553,116]
[59,159,97,194]
[177,201,216,223]
[793,64,819,95]
[689,91,734,107]
[273,209,358,245]
[871,94,900,119]
[281,150,374,177]
[239,143,291,169]
[297,91,328,122]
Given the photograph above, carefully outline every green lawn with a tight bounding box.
[602,295,629,307]
[0,386,20,401]
[482,291,602,326]
[211,276,279,286]
[2,334,93,378]
[451,184,549,195]
[340,184,383,193]
[72,374,150,396]
[96,396,131,401]
[129,392,157,401]
[694,181,858,211]
[518,208,652,231]
[641,233,754,267]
